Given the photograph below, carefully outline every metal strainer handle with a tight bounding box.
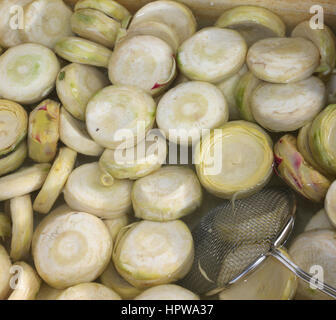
[271,248,336,300]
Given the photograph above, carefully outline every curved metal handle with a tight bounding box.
[271,247,336,300]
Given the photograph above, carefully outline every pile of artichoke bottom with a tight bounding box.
[0,0,336,301]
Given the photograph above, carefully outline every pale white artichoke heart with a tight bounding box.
[56,63,109,121]
[7,261,41,300]
[126,20,180,53]
[33,147,77,214]
[129,0,196,45]
[0,43,60,104]
[9,195,34,262]
[247,37,320,83]
[54,36,112,68]
[20,0,73,49]
[215,5,286,47]
[0,141,27,177]
[304,209,334,232]
[324,181,336,228]
[0,245,11,300]
[108,35,176,95]
[297,122,328,174]
[291,21,336,76]
[132,166,202,221]
[217,64,248,120]
[64,162,133,219]
[74,0,131,26]
[0,0,33,48]
[99,129,167,180]
[156,81,229,146]
[194,121,273,199]
[289,230,336,300]
[135,284,200,300]
[100,261,142,299]
[0,163,50,202]
[177,27,247,83]
[251,77,326,132]
[234,71,261,122]
[71,8,121,49]
[113,220,194,288]
[60,107,104,156]
[0,100,28,156]
[32,210,112,289]
[57,283,121,300]
[219,250,297,300]
[86,85,156,149]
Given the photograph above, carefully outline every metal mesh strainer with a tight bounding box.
[180,187,336,299]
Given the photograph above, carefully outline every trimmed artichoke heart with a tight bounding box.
[177,27,247,83]
[86,85,156,150]
[156,81,229,146]
[195,121,274,199]
[251,77,326,132]
[113,220,194,288]
[108,35,176,96]
[32,209,112,289]
[128,0,196,44]
[71,8,121,48]
[20,0,73,49]
[57,283,121,300]
[131,166,203,221]
[56,63,109,121]
[64,162,133,219]
[292,20,336,76]
[0,163,51,202]
[289,230,336,300]
[55,36,112,68]
[126,20,179,53]
[309,104,336,175]
[75,0,131,27]
[0,43,60,104]
[28,99,60,163]
[247,37,320,83]
[234,71,261,122]
[0,99,28,156]
[215,5,286,47]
